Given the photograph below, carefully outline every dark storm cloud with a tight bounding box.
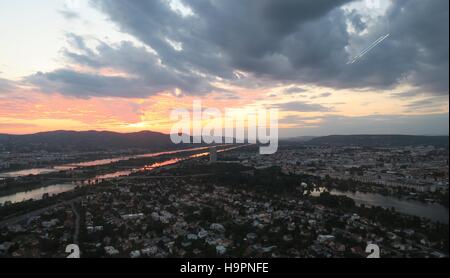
[286,0,449,94]
[27,0,449,98]
[26,34,216,98]
[386,0,449,95]
[93,0,448,94]
[87,0,353,92]
[346,0,449,96]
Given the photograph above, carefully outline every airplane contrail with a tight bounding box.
[347,33,390,65]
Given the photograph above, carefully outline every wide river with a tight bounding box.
[311,189,448,224]
[0,145,242,205]
[0,146,213,178]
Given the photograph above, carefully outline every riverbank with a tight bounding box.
[310,188,449,224]
[0,145,241,203]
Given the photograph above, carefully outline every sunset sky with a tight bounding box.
[0,0,448,137]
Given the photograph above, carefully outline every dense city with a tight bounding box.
[0,144,448,258]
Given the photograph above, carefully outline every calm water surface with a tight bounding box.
[0,146,213,178]
[311,188,449,224]
[0,146,234,205]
